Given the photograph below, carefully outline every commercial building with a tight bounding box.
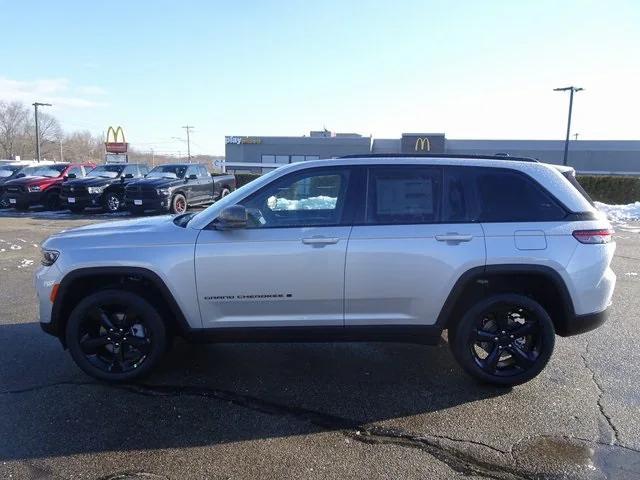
[224,131,640,175]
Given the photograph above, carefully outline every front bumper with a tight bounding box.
[558,307,609,337]
[7,191,43,207]
[35,263,63,337]
[60,192,103,209]
[124,195,170,211]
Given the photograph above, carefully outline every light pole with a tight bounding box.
[553,86,583,166]
[32,102,52,162]
[181,125,194,162]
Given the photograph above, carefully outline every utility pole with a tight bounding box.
[182,125,194,162]
[150,148,155,167]
[573,133,579,141]
[553,86,583,166]
[59,138,64,162]
[32,102,52,162]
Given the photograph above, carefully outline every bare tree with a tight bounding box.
[0,101,29,159]
[62,130,103,162]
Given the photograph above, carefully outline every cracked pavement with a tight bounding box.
[1,214,639,479]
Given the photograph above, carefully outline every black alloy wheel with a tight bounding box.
[43,191,60,210]
[449,294,555,386]
[66,290,166,382]
[104,192,122,212]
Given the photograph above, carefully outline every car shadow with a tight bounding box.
[0,322,509,461]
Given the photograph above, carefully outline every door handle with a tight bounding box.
[302,236,340,245]
[435,234,473,243]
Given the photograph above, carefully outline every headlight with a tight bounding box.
[87,186,104,194]
[157,188,171,195]
[28,185,41,192]
[41,249,60,266]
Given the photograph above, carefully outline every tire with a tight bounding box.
[15,202,29,211]
[43,191,60,210]
[65,289,167,382]
[220,188,230,199]
[69,205,85,214]
[449,294,555,387]
[103,192,122,213]
[170,193,187,214]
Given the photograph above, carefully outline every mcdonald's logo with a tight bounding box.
[414,137,431,151]
[105,126,128,153]
[106,126,126,144]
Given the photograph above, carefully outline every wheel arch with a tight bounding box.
[51,266,191,347]
[437,264,576,336]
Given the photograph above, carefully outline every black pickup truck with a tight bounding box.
[60,163,149,213]
[124,163,235,214]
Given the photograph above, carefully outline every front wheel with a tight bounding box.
[103,192,122,213]
[170,193,187,214]
[65,290,167,382]
[449,294,555,386]
[43,191,60,210]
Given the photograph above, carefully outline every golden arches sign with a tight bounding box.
[414,137,431,152]
[106,126,126,143]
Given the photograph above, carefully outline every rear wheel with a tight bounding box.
[66,290,167,382]
[220,187,230,198]
[170,193,187,214]
[449,294,555,386]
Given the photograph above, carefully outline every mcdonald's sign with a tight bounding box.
[105,126,128,153]
[414,137,431,152]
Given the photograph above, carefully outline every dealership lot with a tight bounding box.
[1,212,639,479]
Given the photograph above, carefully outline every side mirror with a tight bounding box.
[124,173,134,179]
[215,205,247,230]
[187,174,198,180]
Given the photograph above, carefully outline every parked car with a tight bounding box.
[60,163,149,213]
[0,160,58,208]
[36,154,615,385]
[4,162,95,210]
[124,163,227,214]
[212,173,236,200]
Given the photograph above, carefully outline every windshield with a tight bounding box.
[87,165,125,178]
[19,164,67,178]
[146,165,186,179]
[0,166,20,178]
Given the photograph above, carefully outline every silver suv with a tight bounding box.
[36,155,616,386]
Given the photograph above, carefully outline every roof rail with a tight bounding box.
[339,153,539,163]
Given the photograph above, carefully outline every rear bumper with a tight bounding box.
[558,307,609,337]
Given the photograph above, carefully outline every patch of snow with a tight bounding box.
[268,195,337,211]
[625,272,638,277]
[17,259,34,268]
[9,244,21,250]
[595,201,640,222]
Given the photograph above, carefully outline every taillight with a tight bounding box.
[572,229,614,244]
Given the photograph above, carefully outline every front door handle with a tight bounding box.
[302,236,340,245]
[435,234,473,243]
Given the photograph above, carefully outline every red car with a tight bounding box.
[4,162,96,210]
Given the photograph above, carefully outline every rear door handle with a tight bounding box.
[435,234,473,243]
[302,236,340,245]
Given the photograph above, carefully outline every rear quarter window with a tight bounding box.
[475,169,567,222]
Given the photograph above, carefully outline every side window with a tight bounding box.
[199,166,209,177]
[185,166,198,178]
[240,169,350,228]
[123,165,137,177]
[475,169,566,222]
[366,167,441,225]
[139,165,149,176]
[67,166,83,178]
[442,167,479,223]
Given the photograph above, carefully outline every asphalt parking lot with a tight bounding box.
[1,209,639,480]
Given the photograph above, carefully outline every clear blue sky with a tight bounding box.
[1,0,639,155]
